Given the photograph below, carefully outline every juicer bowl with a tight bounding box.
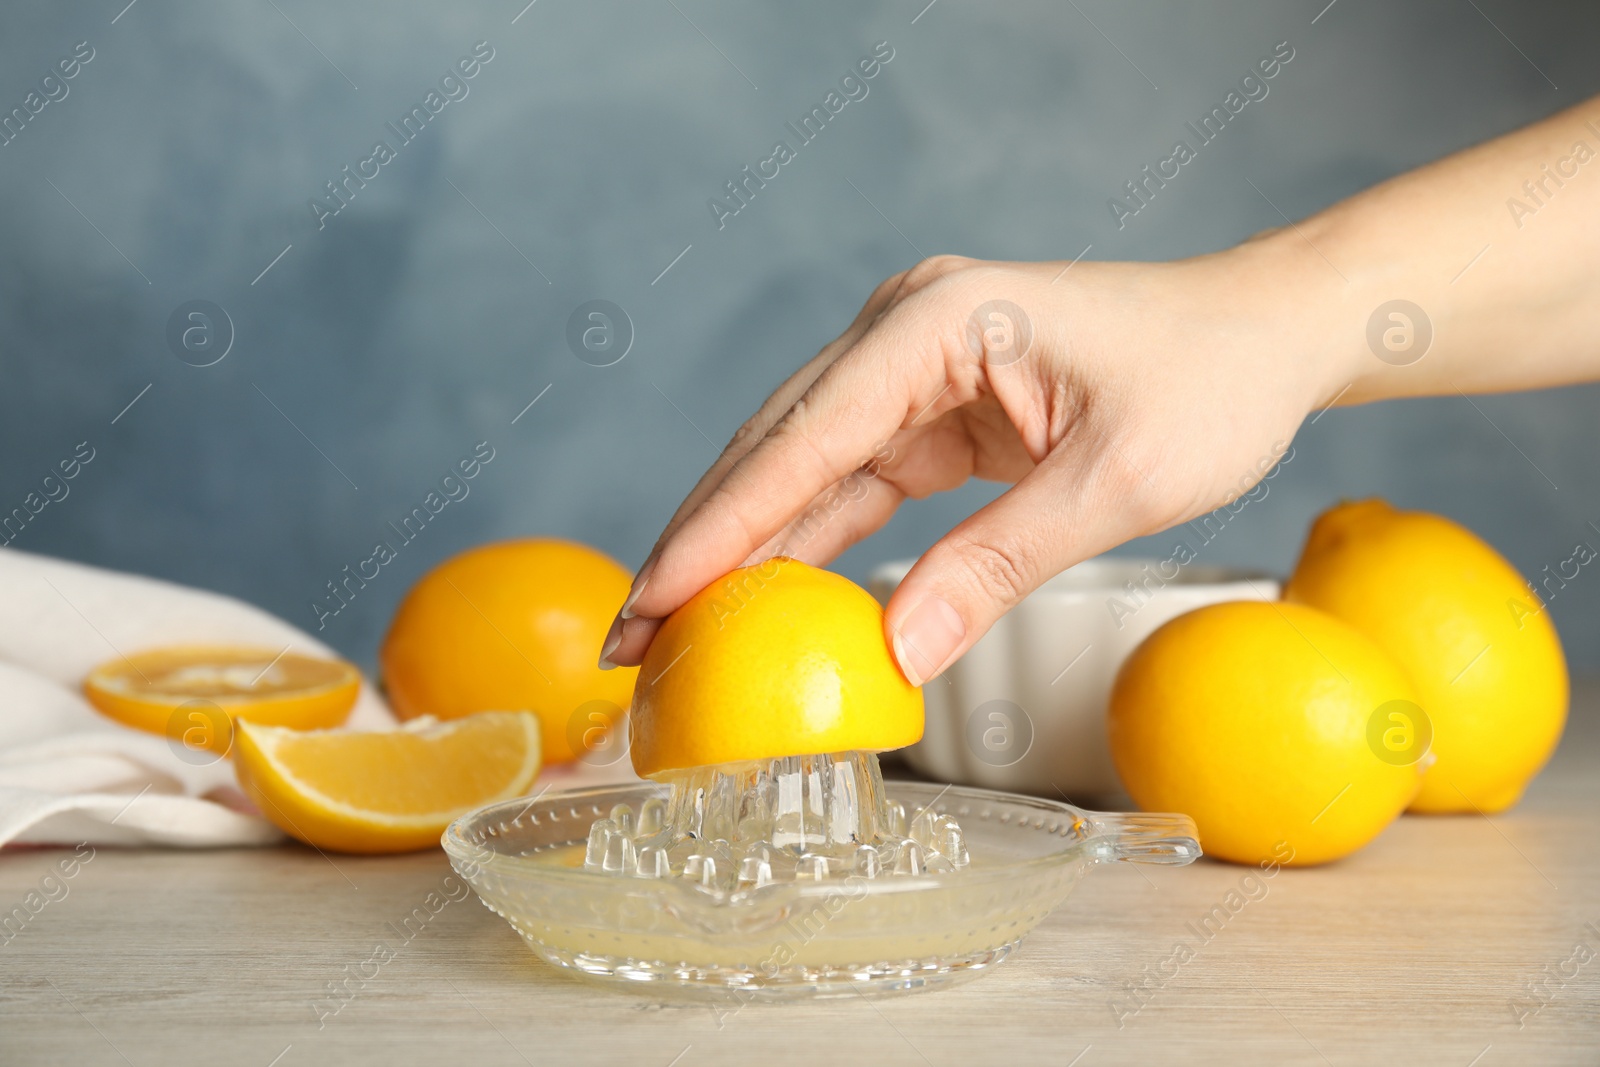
[443,780,1200,1000]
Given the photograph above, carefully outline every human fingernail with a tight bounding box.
[619,556,656,620]
[891,595,966,687]
[598,617,623,671]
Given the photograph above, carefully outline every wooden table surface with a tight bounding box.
[4,686,1598,1067]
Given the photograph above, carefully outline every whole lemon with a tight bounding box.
[1109,600,1424,866]
[1284,499,1568,813]
[629,557,923,779]
[380,539,639,764]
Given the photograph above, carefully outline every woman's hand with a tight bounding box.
[601,93,1600,686]
[601,234,1352,685]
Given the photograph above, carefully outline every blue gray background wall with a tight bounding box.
[2,1,1597,670]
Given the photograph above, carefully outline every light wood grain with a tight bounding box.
[3,685,1598,1067]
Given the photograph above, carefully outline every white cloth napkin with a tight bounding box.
[0,547,397,849]
[0,548,642,851]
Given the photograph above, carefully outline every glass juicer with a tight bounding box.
[445,748,1200,999]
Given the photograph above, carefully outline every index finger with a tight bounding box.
[626,301,956,626]
[636,268,911,574]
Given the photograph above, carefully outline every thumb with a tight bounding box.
[884,446,1143,686]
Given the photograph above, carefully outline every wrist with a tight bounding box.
[1214,229,1373,413]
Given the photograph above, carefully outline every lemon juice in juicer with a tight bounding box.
[446,558,1202,997]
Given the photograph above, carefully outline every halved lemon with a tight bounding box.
[629,558,923,779]
[83,645,360,755]
[233,712,543,853]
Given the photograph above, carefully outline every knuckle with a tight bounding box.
[947,535,1036,608]
[769,393,812,437]
[725,416,762,454]
[701,481,765,551]
[902,254,973,293]
[759,398,837,483]
[871,269,910,306]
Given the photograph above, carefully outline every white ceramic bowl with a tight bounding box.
[869,557,1279,800]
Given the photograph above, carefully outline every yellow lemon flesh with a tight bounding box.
[1109,600,1423,866]
[1284,499,1568,813]
[84,645,360,754]
[629,558,923,779]
[381,539,640,764]
[233,711,542,854]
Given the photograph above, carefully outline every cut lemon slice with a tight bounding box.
[233,712,543,853]
[83,645,360,754]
